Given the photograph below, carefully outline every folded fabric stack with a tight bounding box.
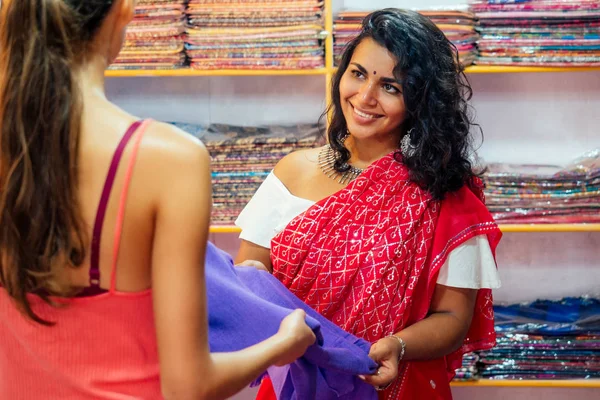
[333,9,478,67]
[111,0,186,70]
[478,297,600,380]
[484,149,600,224]
[454,353,480,381]
[470,0,600,67]
[420,10,479,67]
[172,122,321,225]
[185,0,325,70]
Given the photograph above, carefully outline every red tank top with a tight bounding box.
[0,120,162,399]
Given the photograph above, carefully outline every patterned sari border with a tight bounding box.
[429,221,499,277]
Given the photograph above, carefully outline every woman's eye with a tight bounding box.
[351,69,364,78]
[383,83,400,94]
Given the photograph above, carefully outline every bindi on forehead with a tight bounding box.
[373,71,377,75]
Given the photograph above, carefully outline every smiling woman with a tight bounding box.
[339,37,407,154]
[235,8,502,400]
[328,9,479,201]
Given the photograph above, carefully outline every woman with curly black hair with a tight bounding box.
[236,8,502,400]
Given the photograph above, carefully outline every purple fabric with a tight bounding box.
[205,242,378,400]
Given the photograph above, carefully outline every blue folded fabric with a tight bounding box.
[205,242,378,400]
[494,297,600,335]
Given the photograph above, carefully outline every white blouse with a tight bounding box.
[236,172,501,289]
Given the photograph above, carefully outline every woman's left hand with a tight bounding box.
[235,259,269,272]
[361,336,401,390]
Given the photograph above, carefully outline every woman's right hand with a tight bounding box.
[273,309,316,366]
[362,336,402,390]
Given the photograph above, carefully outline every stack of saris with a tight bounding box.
[333,9,479,67]
[454,353,480,381]
[470,0,600,67]
[483,149,600,224]
[185,0,325,70]
[421,9,479,66]
[171,122,321,225]
[111,0,186,70]
[477,297,600,380]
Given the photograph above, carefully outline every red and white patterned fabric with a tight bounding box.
[268,151,502,399]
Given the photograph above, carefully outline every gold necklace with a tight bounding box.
[318,144,364,184]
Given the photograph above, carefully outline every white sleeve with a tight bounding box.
[436,235,501,289]
[235,172,314,249]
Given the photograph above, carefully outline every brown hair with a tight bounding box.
[0,0,114,324]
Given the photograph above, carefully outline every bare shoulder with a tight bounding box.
[141,122,210,173]
[273,146,323,188]
[133,122,211,207]
[144,122,208,157]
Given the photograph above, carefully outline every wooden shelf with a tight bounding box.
[104,68,330,77]
[208,224,600,234]
[451,379,600,388]
[210,226,243,234]
[499,224,600,232]
[104,65,600,78]
[464,65,600,74]
[328,65,600,76]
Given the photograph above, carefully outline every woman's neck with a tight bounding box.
[74,54,108,103]
[345,134,399,169]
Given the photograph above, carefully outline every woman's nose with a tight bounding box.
[357,81,377,106]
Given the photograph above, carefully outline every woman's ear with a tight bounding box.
[115,0,136,27]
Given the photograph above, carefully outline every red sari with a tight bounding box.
[257,152,501,399]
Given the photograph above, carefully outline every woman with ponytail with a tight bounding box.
[0,1,316,399]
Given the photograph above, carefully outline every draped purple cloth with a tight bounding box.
[205,242,378,400]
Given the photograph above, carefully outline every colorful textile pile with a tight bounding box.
[172,122,321,225]
[185,0,325,70]
[478,297,600,380]
[421,10,479,66]
[470,0,600,67]
[111,0,186,70]
[454,353,480,381]
[333,9,478,67]
[484,149,600,224]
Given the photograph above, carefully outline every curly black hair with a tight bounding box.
[322,8,482,200]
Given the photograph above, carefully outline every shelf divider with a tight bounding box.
[451,379,600,388]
